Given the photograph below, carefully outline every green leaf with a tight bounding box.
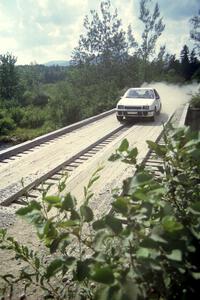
[93,219,106,230]
[125,172,153,194]
[70,209,80,220]
[136,247,150,258]
[35,257,40,269]
[37,221,58,243]
[150,233,167,244]
[36,222,46,239]
[108,153,121,161]
[189,201,200,215]
[85,192,94,203]
[16,201,42,216]
[0,228,7,239]
[44,196,61,207]
[94,230,109,250]
[147,140,167,157]
[91,266,114,284]
[162,216,183,233]
[80,205,94,222]
[191,272,200,280]
[87,166,103,190]
[46,259,64,279]
[112,197,128,215]
[58,220,79,228]
[50,233,70,254]
[88,175,100,189]
[118,138,129,152]
[61,193,76,210]
[65,256,76,267]
[76,260,90,281]
[127,147,138,159]
[166,249,182,261]
[105,215,122,234]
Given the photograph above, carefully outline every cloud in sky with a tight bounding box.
[0,0,199,65]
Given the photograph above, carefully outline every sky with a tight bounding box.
[0,0,199,65]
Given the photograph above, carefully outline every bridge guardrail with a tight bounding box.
[0,108,116,161]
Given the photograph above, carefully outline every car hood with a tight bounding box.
[117,97,154,107]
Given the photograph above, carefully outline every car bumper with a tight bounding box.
[116,110,154,117]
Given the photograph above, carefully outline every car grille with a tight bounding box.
[124,106,142,110]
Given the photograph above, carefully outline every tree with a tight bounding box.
[135,0,165,81]
[0,53,19,100]
[138,0,165,62]
[127,24,138,55]
[71,0,128,65]
[189,48,200,79]
[190,10,200,55]
[180,45,191,80]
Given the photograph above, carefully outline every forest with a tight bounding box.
[0,0,199,143]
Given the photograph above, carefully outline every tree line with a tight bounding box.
[0,0,199,142]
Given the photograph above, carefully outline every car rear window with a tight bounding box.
[125,89,154,99]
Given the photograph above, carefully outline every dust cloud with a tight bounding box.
[143,82,200,114]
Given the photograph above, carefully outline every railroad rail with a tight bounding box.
[0,108,115,162]
[141,112,175,178]
[1,124,130,207]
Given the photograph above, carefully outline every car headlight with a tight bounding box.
[117,105,124,109]
[143,106,149,110]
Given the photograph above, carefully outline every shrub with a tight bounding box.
[19,107,46,128]
[190,92,200,108]
[0,126,199,299]
[9,107,24,125]
[0,116,16,135]
[21,91,35,106]
[33,92,49,107]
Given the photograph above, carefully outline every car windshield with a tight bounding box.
[125,89,154,99]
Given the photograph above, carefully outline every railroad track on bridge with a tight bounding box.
[0,109,178,210]
[0,109,115,162]
[1,124,131,207]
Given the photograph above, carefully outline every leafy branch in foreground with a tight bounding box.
[0,127,200,299]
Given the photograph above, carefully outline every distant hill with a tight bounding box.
[44,60,70,66]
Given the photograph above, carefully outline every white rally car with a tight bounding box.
[116,87,161,122]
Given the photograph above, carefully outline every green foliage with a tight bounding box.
[0,53,19,100]
[33,92,49,107]
[190,9,200,55]
[1,127,199,299]
[138,0,165,62]
[190,91,200,108]
[19,106,46,129]
[109,138,138,165]
[72,0,128,65]
[0,115,16,135]
[0,1,200,142]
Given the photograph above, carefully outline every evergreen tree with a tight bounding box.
[180,45,192,81]
[190,49,199,77]
[189,48,200,80]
